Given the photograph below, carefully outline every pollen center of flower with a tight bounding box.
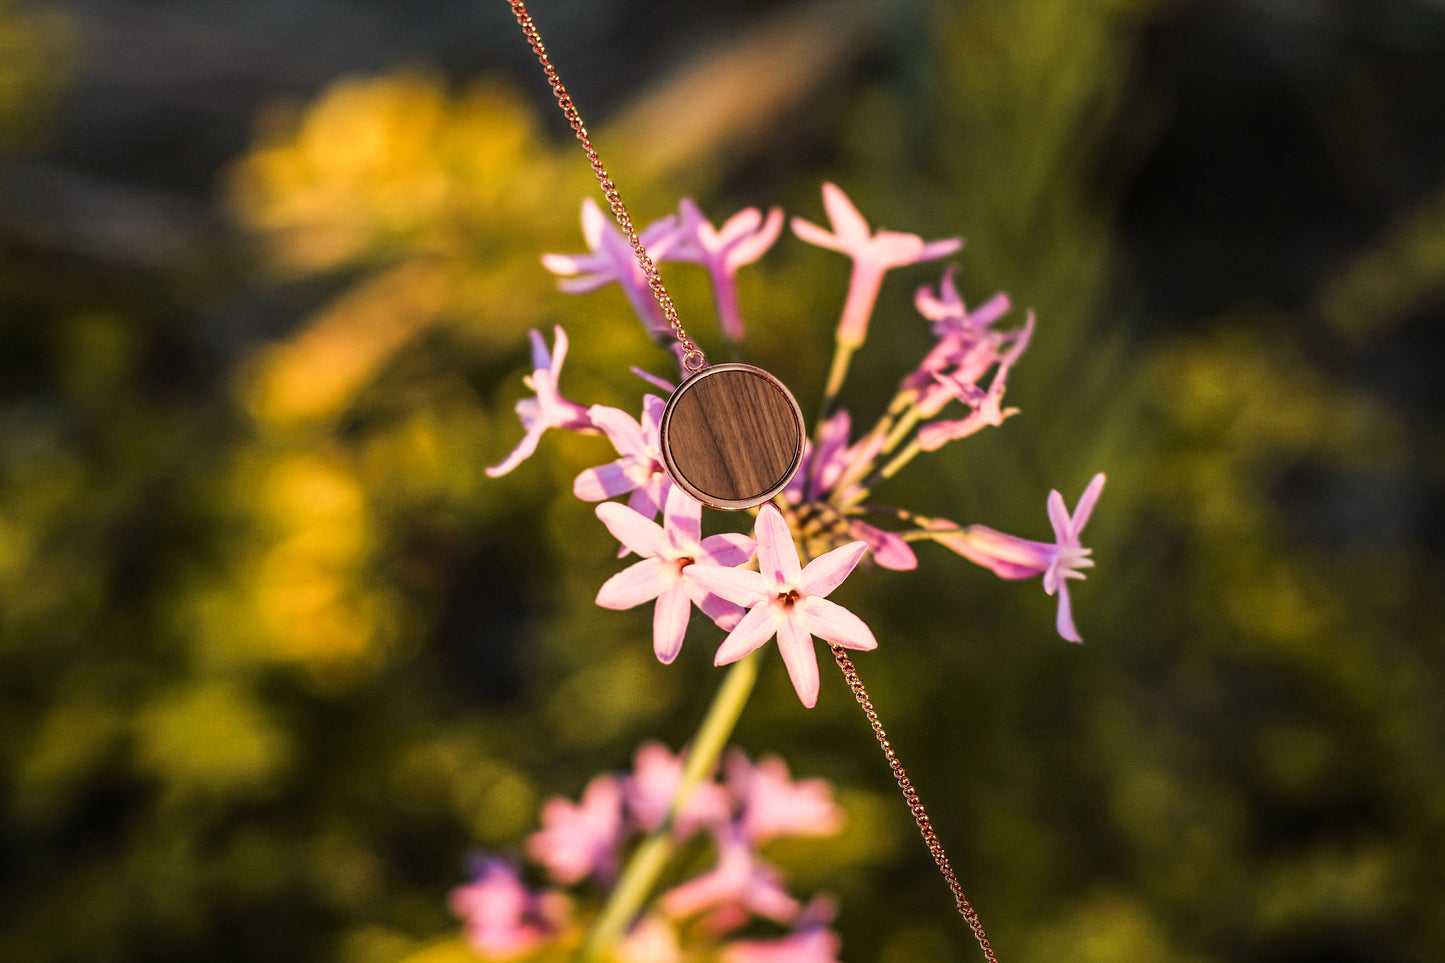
[777,588,801,609]
[675,556,696,575]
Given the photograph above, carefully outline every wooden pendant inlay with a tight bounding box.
[660,363,805,511]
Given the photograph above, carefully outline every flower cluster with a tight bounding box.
[491,182,1105,676]
[451,742,846,962]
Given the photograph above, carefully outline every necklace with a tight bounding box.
[507,1,805,511]
[507,4,999,959]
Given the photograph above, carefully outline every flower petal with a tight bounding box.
[789,216,845,252]
[581,197,607,248]
[724,206,785,271]
[540,252,590,277]
[589,405,648,459]
[1054,580,1083,643]
[687,564,769,607]
[687,579,746,632]
[526,328,552,371]
[1047,489,1073,542]
[555,273,617,294]
[631,367,675,395]
[934,524,1053,580]
[596,502,670,558]
[755,504,803,589]
[596,558,668,610]
[698,532,757,568]
[820,182,869,244]
[796,596,876,652]
[714,604,778,666]
[574,461,636,501]
[798,540,868,599]
[1071,473,1107,534]
[652,582,693,664]
[917,237,965,261]
[867,229,926,265]
[847,520,916,571]
[775,614,821,708]
[626,478,667,521]
[485,423,545,478]
[662,485,702,552]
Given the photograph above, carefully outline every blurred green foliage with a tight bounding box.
[3,1,1443,961]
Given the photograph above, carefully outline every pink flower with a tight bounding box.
[666,199,785,341]
[844,518,917,571]
[933,473,1106,642]
[688,504,876,708]
[724,751,844,844]
[915,361,1020,452]
[574,395,671,520]
[791,183,961,348]
[624,741,734,836]
[785,410,874,506]
[487,326,592,478]
[658,827,801,929]
[596,486,757,664]
[543,198,681,338]
[914,266,1013,340]
[721,925,843,963]
[905,268,1033,413]
[450,858,570,960]
[526,773,626,885]
[778,411,915,570]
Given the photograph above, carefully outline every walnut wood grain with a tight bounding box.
[660,364,804,510]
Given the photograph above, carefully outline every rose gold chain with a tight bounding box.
[507,0,706,372]
[830,645,1001,962]
[511,1,993,953]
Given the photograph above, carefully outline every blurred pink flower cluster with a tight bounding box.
[450,743,846,962]
[491,182,1105,662]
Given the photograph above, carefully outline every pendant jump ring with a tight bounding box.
[681,349,706,372]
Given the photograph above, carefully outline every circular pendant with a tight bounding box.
[659,363,806,511]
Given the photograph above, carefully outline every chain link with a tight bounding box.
[508,0,706,372]
[511,0,995,953]
[831,645,1001,962]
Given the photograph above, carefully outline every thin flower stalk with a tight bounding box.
[581,652,760,961]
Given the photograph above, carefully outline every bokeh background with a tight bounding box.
[3,0,1443,960]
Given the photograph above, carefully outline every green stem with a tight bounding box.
[878,407,922,460]
[816,340,856,430]
[842,438,923,510]
[580,652,760,961]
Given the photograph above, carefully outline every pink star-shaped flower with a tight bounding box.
[905,267,1033,411]
[574,394,671,520]
[525,773,625,886]
[658,827,801,929]
[914,265,1013,340]
[688,504,876,708]
[791,183,961,348]
[487,326,592,478]
[785,410,870,506]
[624,741,734,837]
[449,858,571,960]
[724,751,844,845]
[595,486,757,664]
[666,199,784,341]
[542,198,681,338]
[915,361,1020,451]
[933,473,1106,642]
